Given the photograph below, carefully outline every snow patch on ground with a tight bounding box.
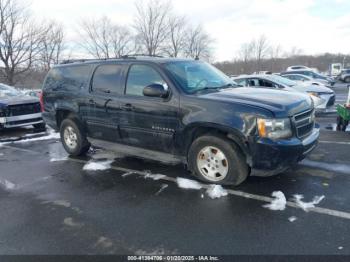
[288,216,297,222]
[83,160,113,171]
[263,191,287,211]
[50,157,68,162]
[176,177,203,190]
[144,172,166,181]
[0,153,4,156]
[0,179,16,190]
[122,172,135,178]
[301,159,350,175]
[14,130,60,143]
[206,185,228,199]
[293,194,325,212]
[155,184,169,196]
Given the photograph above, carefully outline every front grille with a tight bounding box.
[293,109,315,139]
[327,95,336,107]
[5,117,42,126]
[7,103,41,117]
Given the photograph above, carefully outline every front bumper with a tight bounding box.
[250,128,320,177]
[0,113,43,128]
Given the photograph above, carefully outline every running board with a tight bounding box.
[88,138,185,165]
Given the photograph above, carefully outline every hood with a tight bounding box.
[0,95,39,107]
[293,83,334,94]
[201,87,313,118]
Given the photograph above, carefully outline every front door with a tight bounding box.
[118,63,179,154]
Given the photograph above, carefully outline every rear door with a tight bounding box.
[118,63,180,153]
[86,64,123,142]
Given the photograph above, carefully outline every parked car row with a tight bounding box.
[232,74,335,111]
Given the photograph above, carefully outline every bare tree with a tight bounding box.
[185,24,213,60]
[0,0,47,85]
[79,16,134,59]
[254,35,270,70]
[133,0,171,56]
[163,14,187,57]
[40,20,65,71]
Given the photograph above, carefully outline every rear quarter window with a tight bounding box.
[43,65,92,91]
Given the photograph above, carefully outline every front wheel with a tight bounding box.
[60,118,90,156]
[188,135,249,186]
[344,76,350,83]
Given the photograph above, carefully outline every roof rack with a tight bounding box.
[60,55,165,65]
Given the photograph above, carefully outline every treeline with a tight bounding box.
[0,0,214,88]
[215,35,350,75]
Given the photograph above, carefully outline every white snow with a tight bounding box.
[0,179,16,190]
[144,173,166,181]
[155,184,169,195]
[0,153,4,156]
[206,185,228,199]
[263,191,287,211]
[301,160,350,175]
[176,177,203,190]
[15,130,60,143]
[288,216,297,222]
[338,246,344,250]
[293,194,325,212]
[122,172,135,177]
[83,160,113,171]
[50,157,68,162]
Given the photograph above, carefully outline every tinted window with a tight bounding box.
[126,65,166,96]
[235,79,247,86]
[44,65,91,91]
[247,79,259,87]
[92,65,121,93]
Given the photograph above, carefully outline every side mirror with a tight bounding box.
[143,84,169,98]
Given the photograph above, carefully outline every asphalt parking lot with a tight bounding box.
[0,84,349,256]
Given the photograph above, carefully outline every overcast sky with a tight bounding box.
[31,0,350,61]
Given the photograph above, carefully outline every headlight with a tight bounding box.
[257,118,292,139]
[308,92,320,98]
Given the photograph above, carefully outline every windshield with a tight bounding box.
[0,84,21,97]
[267,75,297,87]
[165,61,237,93]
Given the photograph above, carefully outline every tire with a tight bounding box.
[188,135,249,186]
[33,123,46,130]
[344,76,350,83]
[60,118,90,156]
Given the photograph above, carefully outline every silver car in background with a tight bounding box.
[233,74,335,111]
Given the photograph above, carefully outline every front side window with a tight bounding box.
[165,61,236,94]
[126,64,167,97]
[92,65,121,93]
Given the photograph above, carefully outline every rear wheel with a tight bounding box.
[188,135,249,186]
[60,118,90,156]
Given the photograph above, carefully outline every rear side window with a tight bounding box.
[44,65,91,91]
[126,64,166,97]
[92,65,122,94]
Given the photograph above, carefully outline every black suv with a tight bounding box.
[42,57,319,185]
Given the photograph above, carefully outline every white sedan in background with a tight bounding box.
[281,73,331,87]
[233,74,335,111]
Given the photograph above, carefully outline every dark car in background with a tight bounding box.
[281,70,335,86]
[42,57,319,186]
[0,84,45,130]
[337,69,350,83]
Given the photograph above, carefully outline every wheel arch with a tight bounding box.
[182,123,252,167]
